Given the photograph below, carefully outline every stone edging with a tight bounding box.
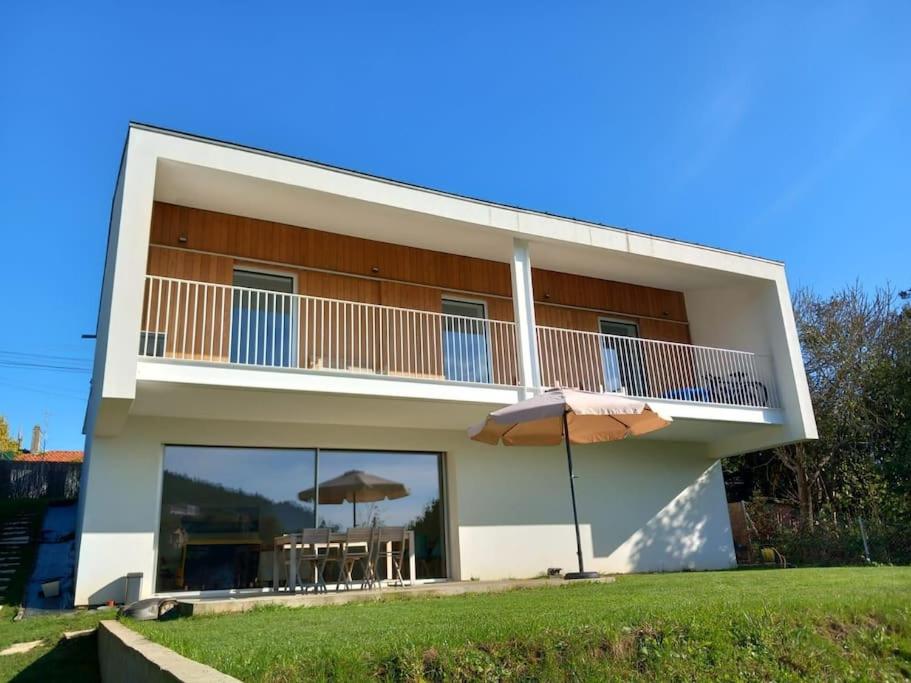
[98,620,240,683]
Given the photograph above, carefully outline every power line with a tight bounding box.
[0,349,92,364]
[0,380,87,401]
[0,360,90,373]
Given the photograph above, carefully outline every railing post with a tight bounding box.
[511,239,541,397]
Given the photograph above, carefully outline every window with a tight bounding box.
[155,446,446,593]
[316,451,446,581]
[599,319,646,394]
[156,447,316,592]
[442,298,491,383]
[230,270,296,367]
[139,331,166,357]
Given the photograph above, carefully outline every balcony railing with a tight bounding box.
[536,325,778,409]
[140,275,521,386]
[140,275,779,409]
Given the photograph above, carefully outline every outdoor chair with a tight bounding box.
[337,527,377,591]
[373,526,409,587]
[296,528,336,593]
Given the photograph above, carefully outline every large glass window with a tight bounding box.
[156,446,446,593]
[316,451,446,580]
[156,447,316,593]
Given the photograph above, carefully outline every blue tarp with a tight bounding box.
[23,503,77,614]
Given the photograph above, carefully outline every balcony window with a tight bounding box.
[599,319,646,394]
[230,270,296,367]
[442,299,491,383]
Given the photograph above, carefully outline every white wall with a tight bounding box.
[75,415,735,605]
[685,276,817,456]
[454,440,734,578]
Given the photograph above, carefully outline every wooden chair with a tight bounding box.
[296,528,335,593]
[374,526,408,588]
[337,527,377,591]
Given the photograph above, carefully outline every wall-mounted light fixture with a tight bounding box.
[371,266,380,274]
[178,234,188,244]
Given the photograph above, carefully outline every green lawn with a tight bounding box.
[0,610,114,682]
[127,567,911,682]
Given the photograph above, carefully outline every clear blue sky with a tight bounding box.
[1,2,909,449]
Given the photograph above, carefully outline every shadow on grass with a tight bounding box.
[9,634,100,683]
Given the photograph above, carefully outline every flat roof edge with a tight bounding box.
[127,121,785,268]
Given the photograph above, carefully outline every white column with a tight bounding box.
[510,239,541,396]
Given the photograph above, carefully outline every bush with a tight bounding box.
[745,499,911,566]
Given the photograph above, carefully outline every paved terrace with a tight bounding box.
[176,576,616,616]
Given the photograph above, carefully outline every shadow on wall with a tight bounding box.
[87,576,130,607]
[460,440,734,573]
[596,461,732,572]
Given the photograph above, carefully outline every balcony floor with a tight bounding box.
[129,358,783,446]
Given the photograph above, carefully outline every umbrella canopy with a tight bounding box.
[298,470,409,504]
[468,388,671,579]
[469,388,671,446]
[298,469,409,527]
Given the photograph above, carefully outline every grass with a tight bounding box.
[0,610,114,682]
[127,567,911,681]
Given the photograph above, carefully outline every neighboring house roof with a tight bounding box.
[15,450,84,463]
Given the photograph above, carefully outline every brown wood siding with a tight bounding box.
[150,202,513,297]
[147,202,689,345]
[531,269,688,324]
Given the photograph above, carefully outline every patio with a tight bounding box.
[174,575,616,616]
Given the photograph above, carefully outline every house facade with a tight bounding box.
[74,124,816,605]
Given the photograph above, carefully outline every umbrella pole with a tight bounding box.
[353,492,357,528]
[563,411,599,581]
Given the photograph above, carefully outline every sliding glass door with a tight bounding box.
[155,446,446,593]
[230,270,296,367]
[600,319,646,394]
[442,298,491,383]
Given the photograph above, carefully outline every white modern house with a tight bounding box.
[74,123,816,606]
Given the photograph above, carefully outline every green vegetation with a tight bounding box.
[726,285,911,564]
[0,610,114,682]
[129,567,911,681]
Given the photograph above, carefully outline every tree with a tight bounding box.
[725,284,911,526]
[0,416,21,459]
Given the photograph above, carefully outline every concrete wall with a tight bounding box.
[98,620,240,682]
[75,415,734,605]
[686,277,818,456]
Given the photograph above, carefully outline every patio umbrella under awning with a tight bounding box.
[469,388,672,579]
[298,470,409,527]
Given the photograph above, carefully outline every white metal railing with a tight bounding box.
[140,275,520,386]
[535,325,779,409]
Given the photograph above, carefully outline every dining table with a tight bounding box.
[273,529,417,591]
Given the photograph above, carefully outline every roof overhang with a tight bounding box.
[137,123,784,292]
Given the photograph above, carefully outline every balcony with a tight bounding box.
[139,275,779,410]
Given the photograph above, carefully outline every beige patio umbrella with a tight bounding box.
[469,388,672,579]
[298,470,409,527]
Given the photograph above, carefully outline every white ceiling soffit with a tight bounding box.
[154,158,764,291]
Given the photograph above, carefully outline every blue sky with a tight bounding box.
[1,2,909,449]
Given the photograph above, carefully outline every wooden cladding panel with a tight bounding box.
[531,268,688,323]
[534,304,607,333]
[639,319,691,345]
[147,246,234,285]
[148,202,691,344]
[151,202,513,297]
